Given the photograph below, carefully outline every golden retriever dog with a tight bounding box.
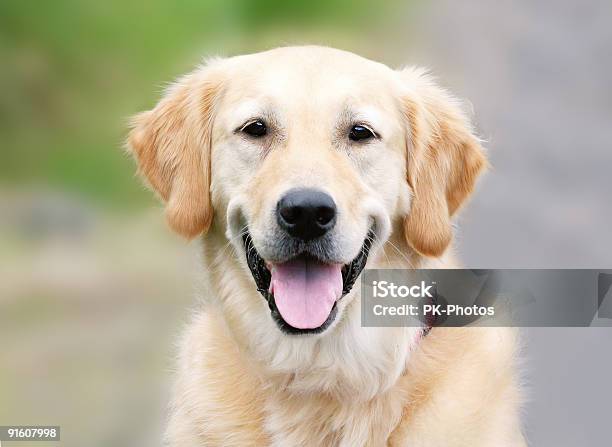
[127,46,525,446]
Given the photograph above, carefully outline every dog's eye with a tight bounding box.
[242,120,267,137]
[349,125,376,141]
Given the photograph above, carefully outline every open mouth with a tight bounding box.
[242,231,374,335]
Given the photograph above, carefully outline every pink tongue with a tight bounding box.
[270,258,343,329]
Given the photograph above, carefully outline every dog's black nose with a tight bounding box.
[277,188,337,241]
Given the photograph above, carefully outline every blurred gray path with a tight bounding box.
[411,1,612,445]
[413,0,612,268]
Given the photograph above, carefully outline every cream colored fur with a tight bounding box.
[127,46,525,446]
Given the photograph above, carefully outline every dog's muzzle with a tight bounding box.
[242,229,374,335]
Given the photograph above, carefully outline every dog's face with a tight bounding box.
[128,46,486,336]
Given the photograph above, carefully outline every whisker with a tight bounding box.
[383,239,415,268]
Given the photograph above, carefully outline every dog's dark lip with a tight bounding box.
[242,230,374,335]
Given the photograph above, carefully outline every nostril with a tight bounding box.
[316,206,335,226]
[280,205,300,225]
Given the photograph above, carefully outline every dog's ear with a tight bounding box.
[127,63,224,238]
[400,68,487,257]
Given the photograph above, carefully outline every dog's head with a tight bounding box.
[127,46,486,336]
